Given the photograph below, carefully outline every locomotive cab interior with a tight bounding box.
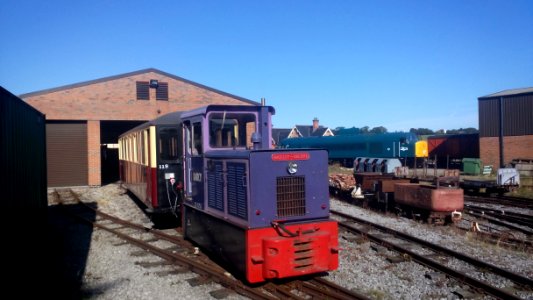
[207,112,256,149]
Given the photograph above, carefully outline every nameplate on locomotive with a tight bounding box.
[271,152,310,161]
[192,172,202,182]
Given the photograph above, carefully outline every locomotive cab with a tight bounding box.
[181,105,339,283]
[181,106,265,204]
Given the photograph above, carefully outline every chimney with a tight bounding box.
[312,117,319,131]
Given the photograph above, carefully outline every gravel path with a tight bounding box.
[41,184,532,299]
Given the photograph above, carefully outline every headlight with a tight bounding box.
[287,162,298,174]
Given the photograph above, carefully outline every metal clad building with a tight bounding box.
[478,87,533,169]
[1,86,47,209]
[21,68,258,187]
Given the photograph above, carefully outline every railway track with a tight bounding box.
[53,189,369,300]
[463,204,533,236]
[331,187,533,249]
[331,209,533,300]
[465,204,533,228]
[465,195,533,210]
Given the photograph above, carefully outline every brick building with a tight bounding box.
[21,68,259,187]
[478,87,533,169]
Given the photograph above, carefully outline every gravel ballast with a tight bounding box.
[40,184,532,299]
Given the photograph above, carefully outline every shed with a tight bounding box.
[478,87,533,169]
[21,68,259,187]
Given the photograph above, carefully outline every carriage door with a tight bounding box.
[184,120,205,208]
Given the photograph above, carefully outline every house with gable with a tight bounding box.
[272,117,334,147]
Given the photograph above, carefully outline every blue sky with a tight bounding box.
[1,1,532,131]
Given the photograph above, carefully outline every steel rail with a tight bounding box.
[465,211,533,236]
[465,195,533,210]
[454,224,533,250]
[332,209,532,300]
[56,189,275,300]
[464,205,533,229]
[67,190,196,248]
[305,277,371,300]
[58,189,368,300]
[465,204,533,220]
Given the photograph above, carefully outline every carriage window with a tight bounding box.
[159,128,179,161]
[209,112,256,148]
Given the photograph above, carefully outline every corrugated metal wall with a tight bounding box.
[479,94,533,137]
[503,95,533,136]
[478,98,499,137]
[0,86,47,209]
[46,122,88,186]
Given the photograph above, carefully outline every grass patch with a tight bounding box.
[508,187,533,199]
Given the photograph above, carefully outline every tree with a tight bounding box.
[370,126,388,134]
[409,128,434,135]
[447,127,479,134]
[334,126,360,135]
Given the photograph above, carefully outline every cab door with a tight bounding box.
[156,126,183,212]
[183,120,205,209]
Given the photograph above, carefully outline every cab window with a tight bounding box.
[184,121,202,156]
[208,112,256,148]
[192,122,202,155]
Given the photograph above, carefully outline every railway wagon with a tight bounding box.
[119,111,184,217]
[353,172,395,192]
[120,104,338,283]
[374,178,412,210]
[280,132,426,167]
[427,133,479,168]
[394,180,463,224]
[461,168,520,195]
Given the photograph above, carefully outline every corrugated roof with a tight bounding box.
[479,87,533,99]
[19,68,259,105]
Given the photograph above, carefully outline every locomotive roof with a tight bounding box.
[119,105,277,137]
[181,104,275,118]
[119,110,183,137]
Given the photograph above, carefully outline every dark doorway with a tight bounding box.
[101,145,119,184]
[100,120,145,185]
